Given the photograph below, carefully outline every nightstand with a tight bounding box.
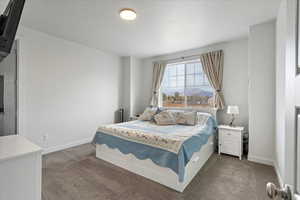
[218,125,244,160]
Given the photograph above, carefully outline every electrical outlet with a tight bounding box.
[43,134,48,142]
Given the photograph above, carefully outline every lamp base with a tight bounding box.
[229,115,235,127]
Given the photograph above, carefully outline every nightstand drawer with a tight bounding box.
[220,139,240,155]
[220,130,241,141]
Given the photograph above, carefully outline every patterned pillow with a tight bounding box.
[154,111,176,125]
[175,111,197,126]
[138,107,158,121]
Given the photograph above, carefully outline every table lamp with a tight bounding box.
[227,105,239,127]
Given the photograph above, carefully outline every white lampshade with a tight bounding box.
[227,105,239,115]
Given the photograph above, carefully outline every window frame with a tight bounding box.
[159,59,214,108]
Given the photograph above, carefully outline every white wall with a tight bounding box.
[120,56,142,121]
[121,57,131,121]
[130,57,142,115]
[248,20,276,165]
[138,38,249,128]
[275,0,287,185]
[16,26,122,153]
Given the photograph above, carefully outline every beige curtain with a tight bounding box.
[200,50,225,109]
[150,62,167,107]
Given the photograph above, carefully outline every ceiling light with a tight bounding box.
[119,8,137,21]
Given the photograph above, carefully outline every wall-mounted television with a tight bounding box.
[0,75,3,112]
[0,0,25,62]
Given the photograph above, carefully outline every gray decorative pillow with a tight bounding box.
[175,111,197,126]
[138,107,158,121]
[154,111,176,125]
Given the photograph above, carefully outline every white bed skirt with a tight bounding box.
[96,136,214,192]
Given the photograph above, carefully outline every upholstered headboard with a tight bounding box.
[159,107,218,120]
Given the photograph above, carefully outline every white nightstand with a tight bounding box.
[218,125,244,160]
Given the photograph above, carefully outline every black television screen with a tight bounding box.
[0,0,25,61]
[0,75,3,112]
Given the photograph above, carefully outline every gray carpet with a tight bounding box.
[42,144,278,200]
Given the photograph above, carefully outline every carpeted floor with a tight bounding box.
[42,144,278,200]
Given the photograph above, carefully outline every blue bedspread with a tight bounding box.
[93,117,217,182]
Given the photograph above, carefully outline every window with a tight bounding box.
[160,59,214,108]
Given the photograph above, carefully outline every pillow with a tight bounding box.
[138,107,158,121]
[163,109,185,114]
[154,111,176,125]
[175,111,197,126]
[160,109,184,118]
[196,112,212,125]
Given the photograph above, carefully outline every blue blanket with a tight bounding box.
[93,117,217,182]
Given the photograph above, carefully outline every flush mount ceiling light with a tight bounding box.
[119,8,137,21]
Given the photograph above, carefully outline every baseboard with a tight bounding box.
[273,161,284,187]
[43,137,93,154]
[248,155,274,166]
[249,156,284,186]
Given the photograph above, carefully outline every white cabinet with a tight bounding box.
[0,135,42,200]
[218,125,244,160]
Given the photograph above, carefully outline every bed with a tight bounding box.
[93,108,218,192]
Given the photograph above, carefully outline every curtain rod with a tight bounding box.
[158,54,201,64]
[156,49,223,64]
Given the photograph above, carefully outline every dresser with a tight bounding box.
[218,125,244,160]
[0,135,42,200]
